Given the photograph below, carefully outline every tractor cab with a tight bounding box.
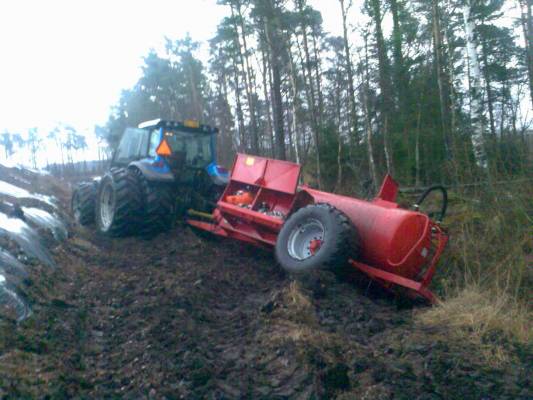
[112,119,229,186]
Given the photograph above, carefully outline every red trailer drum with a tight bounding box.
[298,188,433,280]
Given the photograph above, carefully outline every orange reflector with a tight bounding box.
[156,139,172,156]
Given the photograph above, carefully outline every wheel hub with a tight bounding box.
[287,219,325,260]
[100,184,115,230]
[309,239,323,255]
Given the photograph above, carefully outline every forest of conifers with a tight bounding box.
[105,0,533,192]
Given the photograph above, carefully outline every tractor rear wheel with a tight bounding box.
[137,174,175,237]
[275,203,359,273]
[95,168,142,236]
[71,181,97,225]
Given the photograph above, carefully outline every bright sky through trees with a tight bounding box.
[0,0,341,134]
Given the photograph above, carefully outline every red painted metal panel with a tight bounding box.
[229,153,301,194]
[262,158,301,194]
[231,154,268,186]
[376,174,399,202]
[217,153,300,234]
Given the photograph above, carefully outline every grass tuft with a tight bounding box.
[418,287,531,364]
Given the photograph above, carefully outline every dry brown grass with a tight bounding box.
[418,286,531,364]
[285,281,314,312]
[420,286,531,340]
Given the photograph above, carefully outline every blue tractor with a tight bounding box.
[71,119,229,236]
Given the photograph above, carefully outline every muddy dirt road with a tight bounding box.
[0,176,530,399]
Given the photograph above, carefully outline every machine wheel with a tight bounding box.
[137,174,176,236]
[95,168,142,236]
[71,182,97,225]
[275,203,359,273]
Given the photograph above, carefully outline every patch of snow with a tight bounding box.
[0,160,17,168]
[0,275,31,321]
[0,180,56,208]
[18,166,50,176]
[0,211,55,268]
[0,248,28,279]
[22,207,67,241]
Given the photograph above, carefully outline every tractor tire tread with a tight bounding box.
[314,203,359,269]
[130,168,175,237]
[96,167,142,236]
[72,181,97,225]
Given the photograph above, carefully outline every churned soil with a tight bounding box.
[0,174,530,399]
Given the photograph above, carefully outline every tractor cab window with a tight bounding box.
[164,130,212,168]
[148,129,161,158]
[114,128,149,164]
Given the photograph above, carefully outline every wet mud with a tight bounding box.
[0,167,530,399]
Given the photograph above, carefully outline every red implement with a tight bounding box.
[188,153,449,303]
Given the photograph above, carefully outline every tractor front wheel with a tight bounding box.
[275,203,359,273]
[95,168,142,236]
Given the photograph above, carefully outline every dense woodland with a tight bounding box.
[2,1,529,186]
[103,0,532,192]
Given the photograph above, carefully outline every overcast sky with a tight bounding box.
[0,0,343,136]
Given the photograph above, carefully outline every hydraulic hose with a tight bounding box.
[413,185,448,223]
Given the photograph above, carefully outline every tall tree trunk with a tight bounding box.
[443,5,457,142]
[187,61,202,121]
[499,82,506,137]
[287,38,301,163]
[389,0,408,122]
[264,14,286,160]
[362,34,379,190]
[339,0,358,142]
[231,3,259,154]
[370,0,393,174]
[481,33,496,137]
[415,105,422,187]
[432,0,453,159]
[334,76,343,191]
[463,0,489,170]
[296,0,321,185]
[519,0,533,109]
[231,57,246,151]
[218,64,237,164]
[294,16,321,187]
[296,0,318,124]
[259,46,274,157]
[311,31,324,124]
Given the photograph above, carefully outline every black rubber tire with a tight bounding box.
[95,167,142,237]
[71,181,97,225]
[134,170,176,237]
[275,203,359,273]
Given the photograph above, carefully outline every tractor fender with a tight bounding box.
[128,161,175,183]
[206,163,229,187]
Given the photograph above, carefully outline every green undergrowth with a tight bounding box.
[418,179,532,363]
